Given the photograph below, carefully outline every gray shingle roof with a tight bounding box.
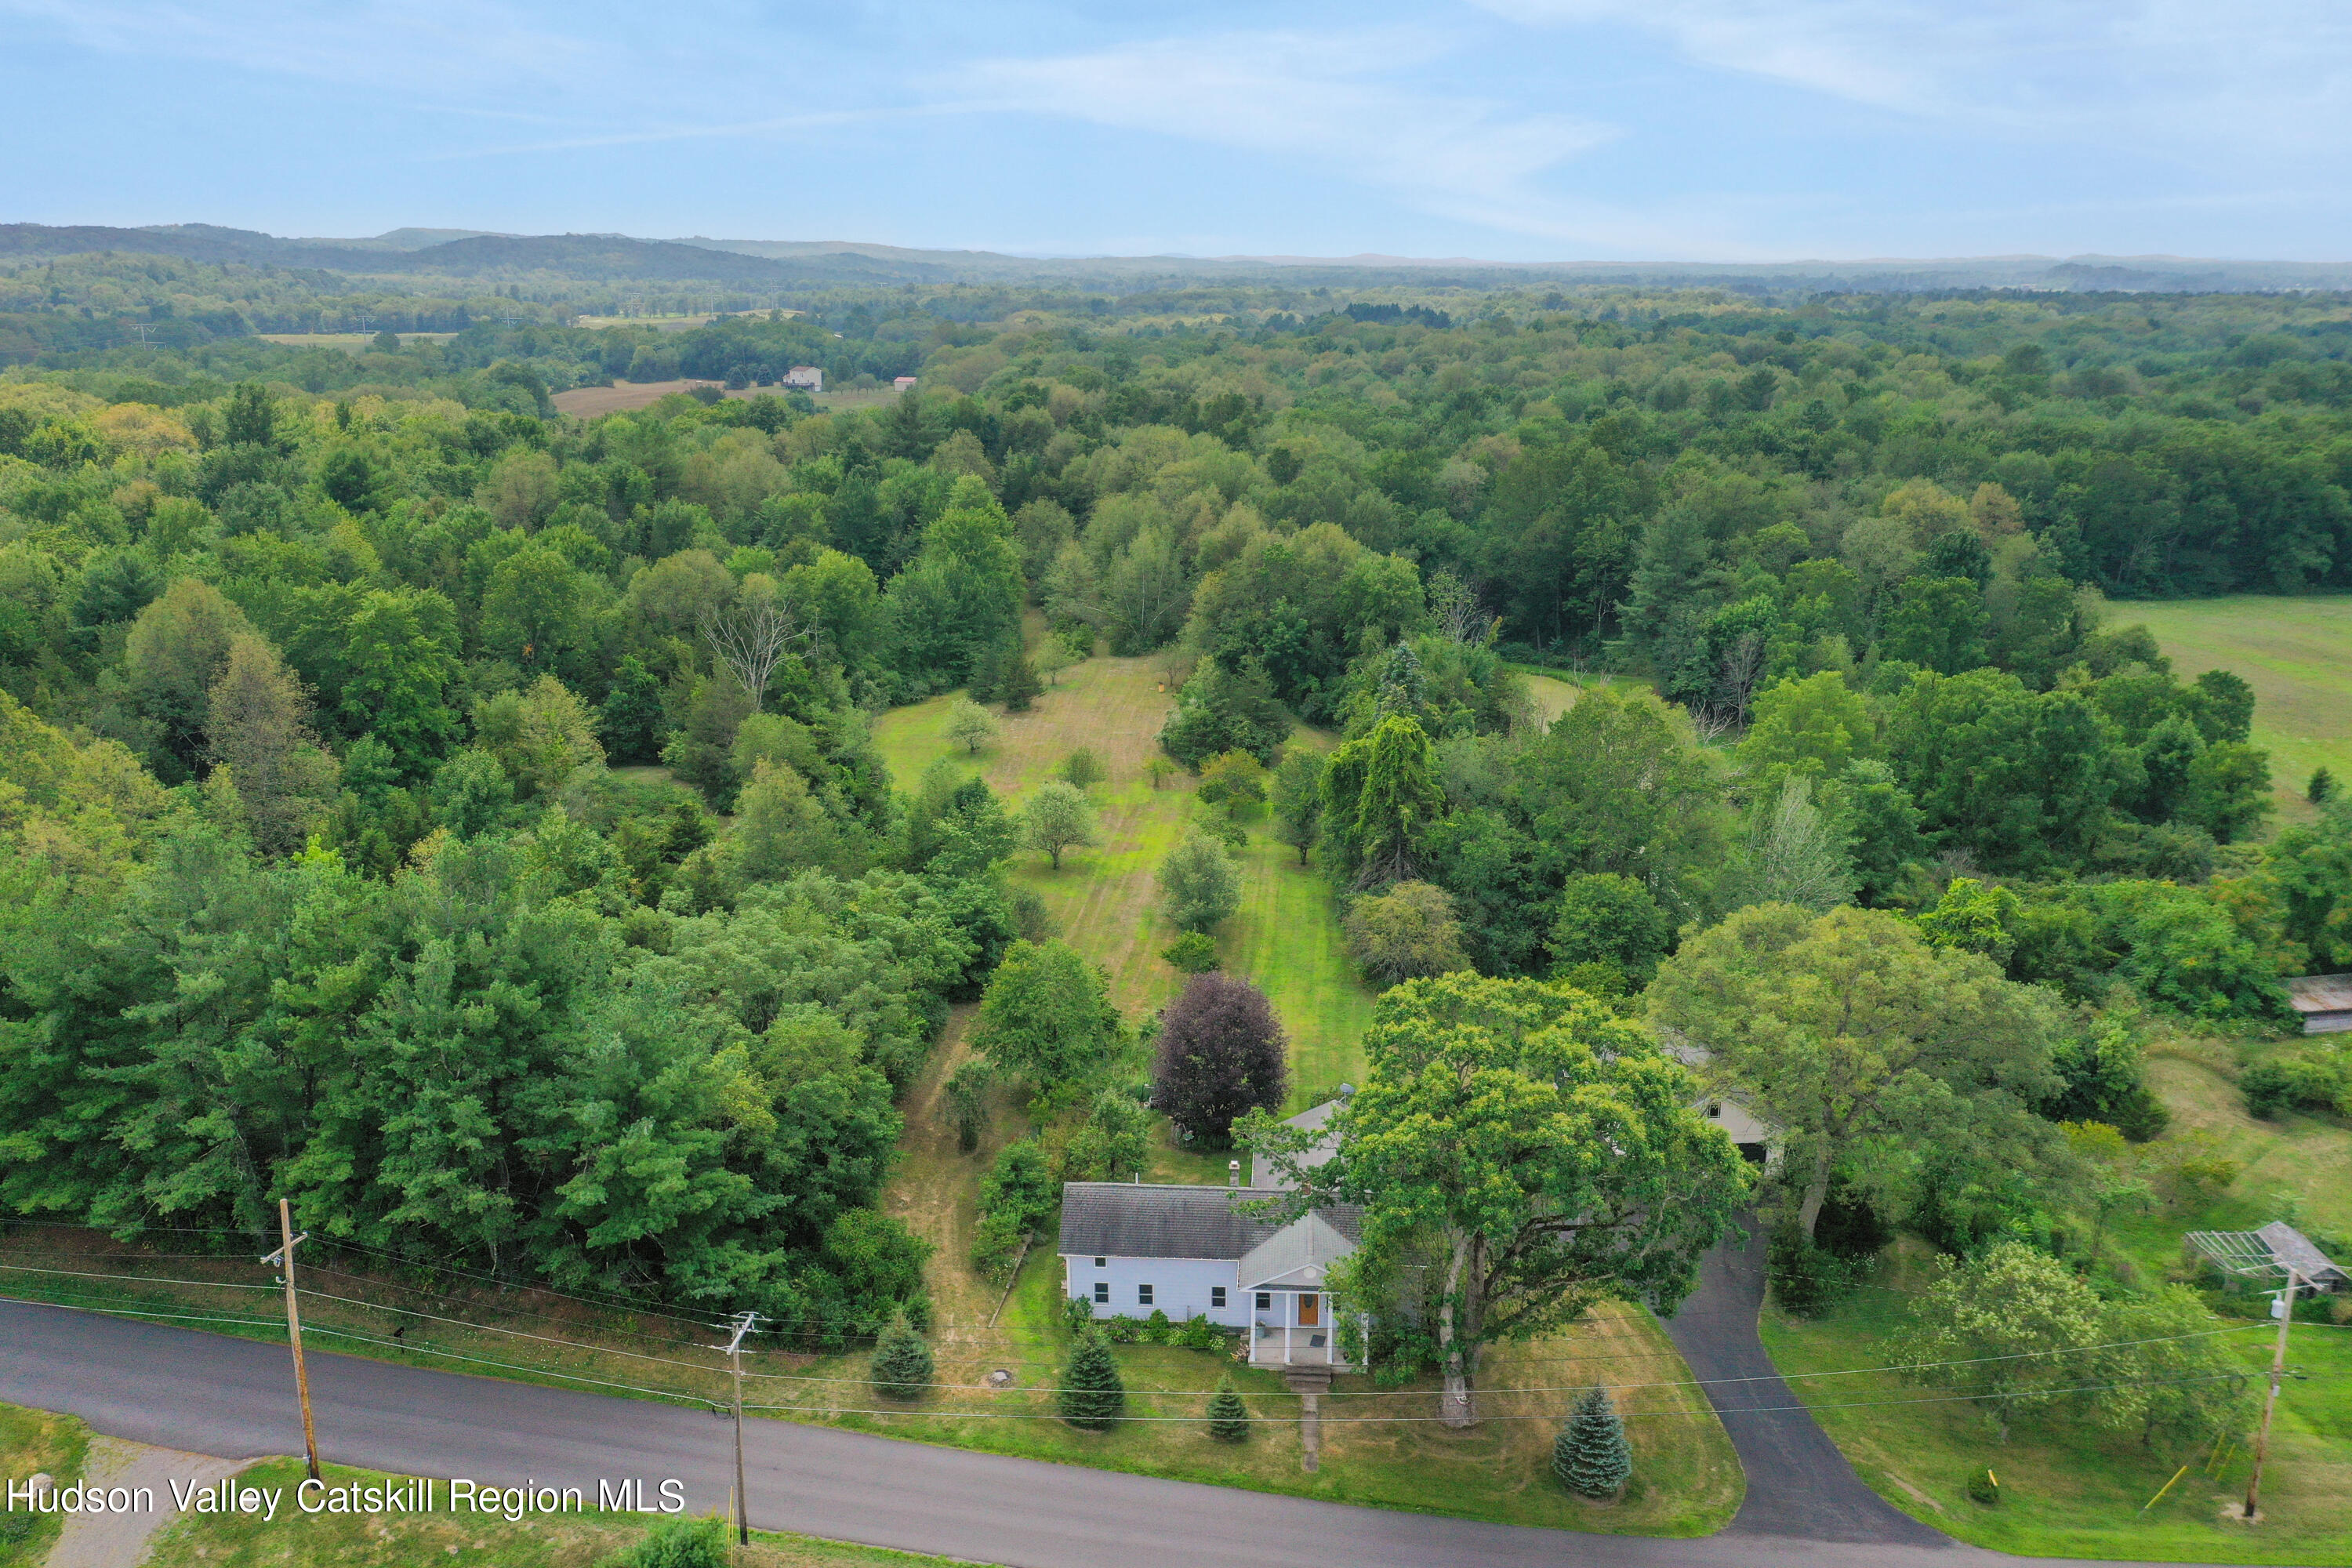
[1058,1183,1362,1261]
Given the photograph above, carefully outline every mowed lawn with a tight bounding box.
[2122,595,2352,818]
[872,652,1376,1102]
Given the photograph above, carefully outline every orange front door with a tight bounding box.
[1298,1293,1319,1327]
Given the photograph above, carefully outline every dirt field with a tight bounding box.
[553,381,899,417]
[256,332,459,350]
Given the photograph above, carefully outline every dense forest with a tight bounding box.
[3,254,2351,1334]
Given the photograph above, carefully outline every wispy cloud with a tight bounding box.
[951,29,1722,249]
[0,0,600,90]
[1473,0,2352,155]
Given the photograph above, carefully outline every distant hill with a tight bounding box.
[0,224,946,287]
[5,222,2350,294]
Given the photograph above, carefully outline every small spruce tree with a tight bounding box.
[2311,765,2338,804]
[997,642,1044,712]
[1207,1375,1250,1443]
[1555,1385,1632,1497]
[1059,1329,1126,1430]
[869,1311,935,1402]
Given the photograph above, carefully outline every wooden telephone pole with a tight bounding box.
[261,1199,321,1483]
[2243,1266,2299,1520]
[721,1312,760,1544]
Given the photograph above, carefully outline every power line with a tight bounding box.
[0,1265,2271,1405]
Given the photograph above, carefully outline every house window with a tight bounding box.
[1138,1283,1154,1307]
[1708,1103,1722,1118]
[1254,1291,1272,1311]
[1093,1282,1109,1304]
[1211,1287,1227,1308]
[1093,1257,1106,1267]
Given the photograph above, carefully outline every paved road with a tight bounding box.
[0,1298,2209,1568]
[1659,1221,1951,1544]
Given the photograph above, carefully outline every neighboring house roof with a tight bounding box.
[2186,1221,2350,1286]
[2285,974,2352,1033]
[1237,1209,1356,1290]
[1057,1183,1361,1262]
[1251,1095,1346,1190]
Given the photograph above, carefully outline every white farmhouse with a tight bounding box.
[779,365,823,392]
[1058,1181,1362,1368]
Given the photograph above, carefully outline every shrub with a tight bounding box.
[1554,1386,1632,1498]
[1178,1312,1221,1352]
[1143,1308,1175,1344]
[1061,747,1106,791]
[942,1058,993,1154]
[1060,1331,1126,1428]
[1207,1376,1250,1443]
[1766,1225,1862,1316]
[1162,931,1219,972]
[1966,1469,2000,1506]
[610,1515,728,1568]
[1098,1313,1142,1344]
[869,1312,935,1401]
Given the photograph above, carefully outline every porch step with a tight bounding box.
[1282,1366,1332,1396]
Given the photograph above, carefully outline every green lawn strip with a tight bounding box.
[780,1246,1738,1537]
[0,1403,86,1568]
[140,1456,956,1568]
[2123,595,2352,818]
[1761,1268,2350,1565]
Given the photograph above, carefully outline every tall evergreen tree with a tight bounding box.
[1059,1330,1125,1430]
[869,1311,935,1401]
[1207,1375,1250,1443]
[1555,1385,1632,1497]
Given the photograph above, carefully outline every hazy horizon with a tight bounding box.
[5,2,2348,264]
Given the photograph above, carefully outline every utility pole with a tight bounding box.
[260,1199,321,1482]
[2243,1265,2299,1520]
[721,1311,760,1544]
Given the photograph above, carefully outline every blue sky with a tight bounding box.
[4,0,2347,261]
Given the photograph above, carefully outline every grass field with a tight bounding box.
[1761,1042,2352,1563]
[871,650,1377,1098]
[0,1403,84,1567]
[2121,596,2352,818]
[779,1243,1739,1537]
[141,1457,955,1568]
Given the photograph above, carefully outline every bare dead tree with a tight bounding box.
[1428,571,1499,646]
[699,593,811,713]
[1715,630,1766,731]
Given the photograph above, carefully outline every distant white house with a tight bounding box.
[893,376,919,391]
[1058,1182,1362,1368]
[779,365,822,392]
[1657,1033,1783,1168]
[1251,1090,1351,1190]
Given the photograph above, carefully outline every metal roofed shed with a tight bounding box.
[2284,973,2352,1034]
[2185,1221,2350,1294]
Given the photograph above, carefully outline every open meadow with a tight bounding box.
[869,650,1376,1098]
[2122,596,2352,818]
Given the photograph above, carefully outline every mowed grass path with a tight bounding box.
[2123,595,2352,818]
[873,652,1375,1104]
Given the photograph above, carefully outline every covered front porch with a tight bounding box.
[1247,1285,1349,1367]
